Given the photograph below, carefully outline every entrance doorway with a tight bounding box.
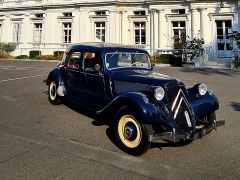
[216,20,233,57]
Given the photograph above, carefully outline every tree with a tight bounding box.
[182,38,204,62]
[231,31,240,69]
[0,42,16,54]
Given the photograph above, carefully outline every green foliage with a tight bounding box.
[0,42,16,54]
[15,55,29,59]
[233,54,240,69]
[232,31,240,69]
[53,51,64,61]
[53,51,64,57]
[182,38,204,61]
[232,31,240,47]
[34,55,56,60]
[29,51,41,59]
[150,54,174,64]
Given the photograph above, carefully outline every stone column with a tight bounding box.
[158,9,165,49]
[22,14,30,46]
[120,11,128,44]
[199,8,208,43]
[150,9,156,54]
[109,10,118,43]
[191,8,200,39]
[2,15,11,42]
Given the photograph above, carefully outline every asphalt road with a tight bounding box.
[0,59,239,180]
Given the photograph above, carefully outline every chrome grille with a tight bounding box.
[165,84,193,132]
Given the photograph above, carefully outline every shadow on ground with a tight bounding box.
[230,102,240,111]
[62,99,193,153]
[155,65,239,76]
[180,66,239,76]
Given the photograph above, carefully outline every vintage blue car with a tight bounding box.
[46,43,224,155]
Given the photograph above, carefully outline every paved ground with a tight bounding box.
[0,59,239,180]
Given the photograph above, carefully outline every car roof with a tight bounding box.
[67,43,149,54]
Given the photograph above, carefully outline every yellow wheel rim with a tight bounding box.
[49,81,57,101]
[118,115,142,148]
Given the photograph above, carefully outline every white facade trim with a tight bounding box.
[0,0,239,58]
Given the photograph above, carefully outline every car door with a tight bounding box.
[78,51,106,111]
[62,50,83,103]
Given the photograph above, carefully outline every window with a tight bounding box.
[171,9,186,14]
[63,12,72,17]
[134,22,146,44]
[95,22,105,42]
[67,51,81,69]
[35,14,43,18]
[13,22,21,43]
[82,52,101,72]
[216,20,233,51]
[0,24,2,42]
[33,23,42,43]
[62,23,71,43]
[95,11,106,15]
[105,52,150,70]
[133,11,146,16]
[172,21,186,47]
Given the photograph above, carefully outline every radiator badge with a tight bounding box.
[184,111,192,127]
[171,89,192,125]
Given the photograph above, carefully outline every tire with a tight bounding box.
[113,107,150,155]
[206,112,216,123]
[48,79,62,105]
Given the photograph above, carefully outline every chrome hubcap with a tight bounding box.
[124,122,137,141]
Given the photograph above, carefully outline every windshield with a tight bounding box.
[105,52,151,70]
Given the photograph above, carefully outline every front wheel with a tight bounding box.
[48,79,62,105]
[113,107,150,155]
[206,112,216,123]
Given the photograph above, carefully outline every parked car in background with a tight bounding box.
[46,43,225,155]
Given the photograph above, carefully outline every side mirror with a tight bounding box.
[94,64,101,72]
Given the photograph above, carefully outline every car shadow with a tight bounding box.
[64,99,97,120]
[62,99,194,152]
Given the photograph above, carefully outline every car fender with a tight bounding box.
[187,87,219,120]
[46,67,65,86]
[97,92,174,128]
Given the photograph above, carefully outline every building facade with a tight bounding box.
[0,0,240,58]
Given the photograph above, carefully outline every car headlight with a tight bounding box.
[154,87,165,101]
[198,83,207,96]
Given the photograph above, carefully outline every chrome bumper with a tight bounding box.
[149,120,225,143]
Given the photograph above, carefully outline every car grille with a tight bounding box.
[165,83,193,133]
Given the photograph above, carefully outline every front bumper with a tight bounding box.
[149,120,225,143]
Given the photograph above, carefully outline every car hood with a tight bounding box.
[110,70,180,94]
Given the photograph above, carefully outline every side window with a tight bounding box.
[82,51,102,72]
[66,51,81,69]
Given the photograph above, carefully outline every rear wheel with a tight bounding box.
[113,107,150,155]
[48,79,62,105]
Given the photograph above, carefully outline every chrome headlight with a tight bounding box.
[198,83,207,96]
[154,87,165,101]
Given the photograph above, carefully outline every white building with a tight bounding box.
[0,0,240,58]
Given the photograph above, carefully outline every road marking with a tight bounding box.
[0,74,48,83]
[0,65,51,71]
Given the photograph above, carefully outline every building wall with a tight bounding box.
[0,0,239,58]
